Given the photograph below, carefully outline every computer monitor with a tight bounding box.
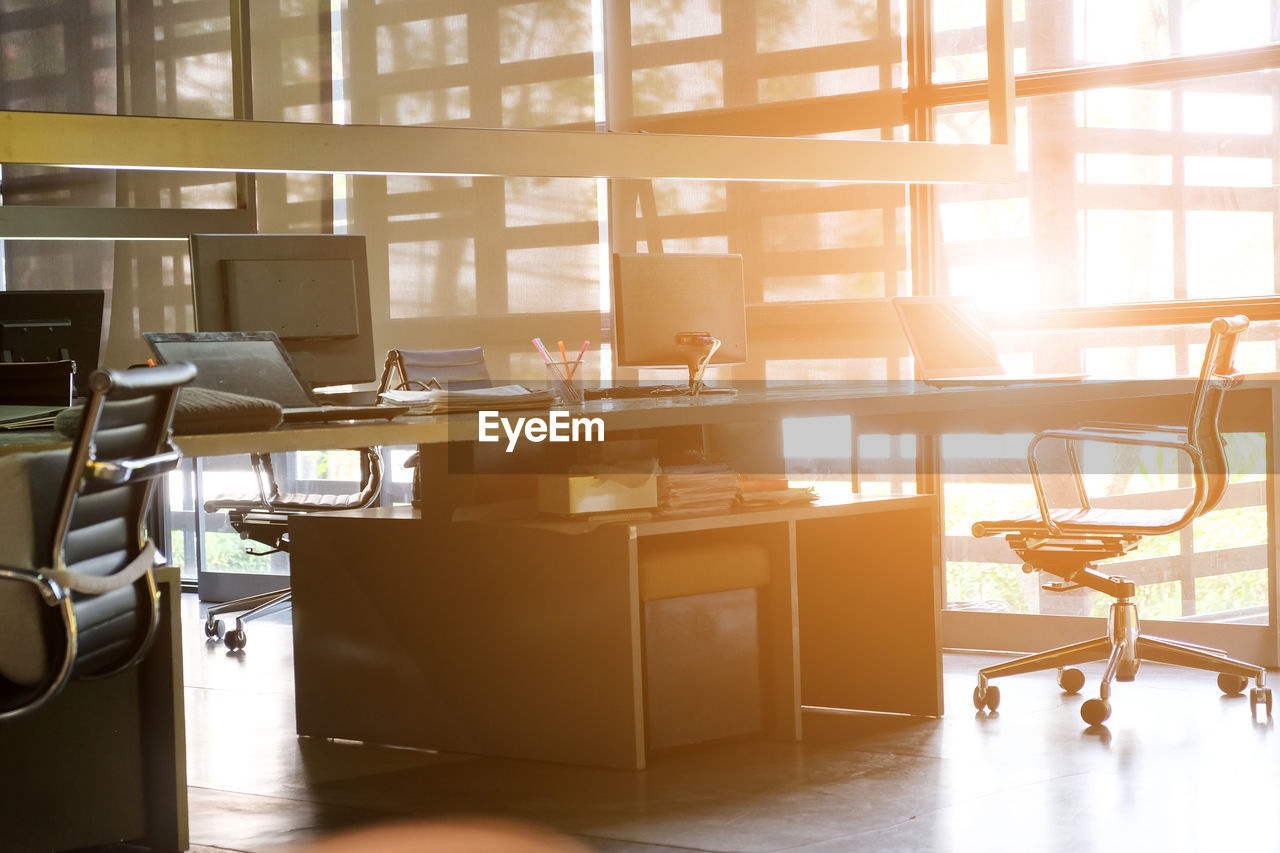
[0,289,105,398]
[188,233,376,388]
[612,253,748,376]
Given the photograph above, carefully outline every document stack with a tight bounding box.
[380,384,555,415]
[657,462,740,516]
[0,404,64,430]
[737,476,818,507]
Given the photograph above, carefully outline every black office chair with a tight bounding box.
[0,362,193,720]
[970,316,1272,725]
[201,448,383,651]
[199,349,489,650]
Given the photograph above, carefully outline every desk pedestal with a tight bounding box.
[290,496,940,770]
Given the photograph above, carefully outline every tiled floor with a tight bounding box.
[183,597,1280,852]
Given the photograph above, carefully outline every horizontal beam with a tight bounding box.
[626,90,906,137]
[0,204,255,239]
[0,110,1015,185]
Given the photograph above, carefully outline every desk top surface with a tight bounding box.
[2,376,1268,459]
[293,492,937,536]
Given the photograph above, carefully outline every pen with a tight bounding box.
[533,337,569,383]
[558,340,569,364]
[569,340,590,379]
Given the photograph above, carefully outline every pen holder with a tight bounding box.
[545,361,584,404]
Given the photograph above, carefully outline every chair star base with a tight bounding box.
[972,596,1272,724]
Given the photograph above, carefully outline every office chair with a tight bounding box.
[0,362,193,720]
[378,347,491,504]
[201,349,489,649]
[377,346,492,394]
[201,448,383,651]
[970,316,1272,725]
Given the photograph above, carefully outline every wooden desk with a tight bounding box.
[288,495,939,770]
[7,377,1270,459]
[3,378,1274,770]
[9,374,1275,661]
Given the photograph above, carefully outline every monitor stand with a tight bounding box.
[675,332,736,398]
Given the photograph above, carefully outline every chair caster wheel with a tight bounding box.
[224,628,247,651]
[1081,698,1111,725]
[1218,673,1248,695]
[1058,667,1086,694]
[1250,687,1273,716]
[973,684,1000,712]
[204,617,224,639]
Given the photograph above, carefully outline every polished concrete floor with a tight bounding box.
[183,596,1280,852]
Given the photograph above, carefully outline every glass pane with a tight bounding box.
[933,0,1276,82]
[625,0,904,129]
[937,72,1280,310]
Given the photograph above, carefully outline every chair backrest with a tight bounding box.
[227,445,384,514]
[1186,315,1249,517]
[378,347,491,394]
[0,362,193,720]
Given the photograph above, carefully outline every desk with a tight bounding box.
[172,375,1280,462]
[5,377,1270,459]
[288,495,939,770]
[4,377,1276,765]
[277,376,1279,767]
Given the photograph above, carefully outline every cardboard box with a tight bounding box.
[644,587,763,750]
[537,459,659,515]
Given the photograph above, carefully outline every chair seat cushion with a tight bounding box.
[205,490,375,513]
[55,386,282,437]
[976,506,1188,536]
[639,539,771,602]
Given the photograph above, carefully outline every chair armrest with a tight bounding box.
[1072,420,1187,436]
[1034,428,1195,451]
[87,447,183,485]
[1028,428,1204,535]
[1052,426,1189,446]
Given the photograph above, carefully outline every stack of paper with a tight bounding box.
[0,405,65,431]
[738,486,818,507]
[658,462,740,516]
[737,476,818,507]
[380,384,555,414]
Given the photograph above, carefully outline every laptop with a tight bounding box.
[144,331,406,424]
[893,296,1086,387]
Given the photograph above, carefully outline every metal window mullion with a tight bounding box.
[192,456,208,584]
[1171,80,1188,302]
[470,5,509,317]
[906,0,943,595]
[230,0,257,223]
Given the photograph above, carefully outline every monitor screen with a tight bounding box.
[145,331,317,408]
[189,234,375,388]
[0,289,105,398]
[612,253,748,370]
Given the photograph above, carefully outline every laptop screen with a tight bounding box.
[894,298,1004,376]
[145,332,317,408]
